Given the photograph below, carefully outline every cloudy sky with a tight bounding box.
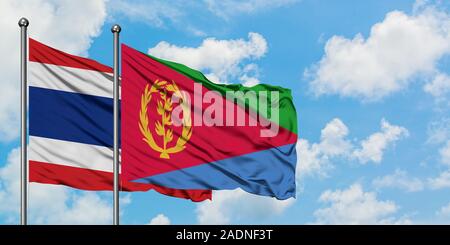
[1,0,450,224]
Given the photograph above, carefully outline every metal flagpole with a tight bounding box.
[111,24,121,225]
[18,17,29,226]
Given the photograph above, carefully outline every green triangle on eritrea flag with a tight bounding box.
[147,53,298,135]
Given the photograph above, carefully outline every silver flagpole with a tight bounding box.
[111,24,121,225]
[19,18,29,225]
[18,17,29,226]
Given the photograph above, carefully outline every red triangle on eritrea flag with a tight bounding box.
[121,44,297,199]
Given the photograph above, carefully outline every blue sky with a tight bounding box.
[1,0,450,224]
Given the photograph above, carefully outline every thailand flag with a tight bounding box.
[27,38,211,202]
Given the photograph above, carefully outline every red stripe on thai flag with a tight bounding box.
[29,38,113,73]
[29,161,210,202]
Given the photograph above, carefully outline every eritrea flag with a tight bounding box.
[121,44,298,200]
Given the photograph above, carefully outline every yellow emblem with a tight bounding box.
[139,80,192,159]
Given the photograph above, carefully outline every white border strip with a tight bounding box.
[29,136,115,173]
[29,61,114,98]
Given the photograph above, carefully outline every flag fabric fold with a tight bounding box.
[28,38,211,202]
[121,44,298,200]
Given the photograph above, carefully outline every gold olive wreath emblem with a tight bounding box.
[139,80,192,159]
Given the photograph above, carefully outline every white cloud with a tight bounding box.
[306,5,450,101]
[427,119,450,173]
[296,138,329,179]
[0,148,115,224]
[148,32,267,84]
[428,170,450,189]
[240,75,260,87]
[0,148,22,216]
[108,0,182,28]
[352,119,409,164]
[0,0,107,142]
[41,191,112,225]
[204,0,297,20]
[196,189,294,224]
[239,63,262,87]
[107,0,298,36]
[296,118,350,179]
[318,118,352,156]
[424,73,450,98]
[427,117,450,144]
[439,140,450,165]
[437,202,450,217]
[148,214,171,225]
[297,118,408,182]
[108,1,295,35]
[313,183,410,224]
[372,169,424,192]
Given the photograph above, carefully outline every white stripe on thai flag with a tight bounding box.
[29,62,114,98]
[29,136,114,172]
[28,38,121,190]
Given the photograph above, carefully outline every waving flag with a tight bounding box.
[121,44,298,200]
[28,38,211,202]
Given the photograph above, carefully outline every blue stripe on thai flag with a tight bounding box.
[29,58,115,146]
[29,86,116,147]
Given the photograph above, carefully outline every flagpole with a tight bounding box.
[112,24,121,226]
[18,17,29,226]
